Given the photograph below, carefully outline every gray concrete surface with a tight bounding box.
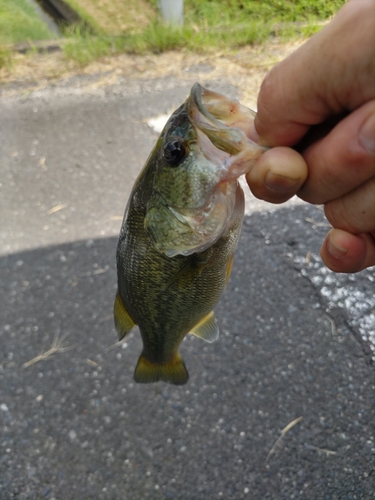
[0,73,374,499]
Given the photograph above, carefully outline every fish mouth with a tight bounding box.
[188,82,267,180]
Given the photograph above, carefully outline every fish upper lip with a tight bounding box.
[188,83,268,181]
[189,82,245,137]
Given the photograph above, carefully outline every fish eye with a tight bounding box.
[163,140,186,166]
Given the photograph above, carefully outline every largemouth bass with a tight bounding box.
[114,83,265,385]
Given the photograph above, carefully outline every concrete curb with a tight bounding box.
[12,39,65,54]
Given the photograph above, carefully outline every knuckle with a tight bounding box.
[324,179,375,234]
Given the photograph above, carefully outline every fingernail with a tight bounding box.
[248,122,259,143]
[327,232,348,259]
[359,113,375,153]
[265,170,300,192]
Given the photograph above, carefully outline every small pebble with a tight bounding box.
[68,430,77,440]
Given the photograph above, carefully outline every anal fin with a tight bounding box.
[113,292,136,340]
[134,353,189,385]
[190,311,219,343]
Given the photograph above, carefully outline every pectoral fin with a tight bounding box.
[134,353,189,385]
[190,311,219,343]
[113,292,136,340]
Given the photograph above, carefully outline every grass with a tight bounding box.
[62,0,156,34]
[0,0,54,45]
[0,45,12,69]
[62,0,346,65]
[178,0,346,24]
[0,0,346,69]
[23,332,73,368]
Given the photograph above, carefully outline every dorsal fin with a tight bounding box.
[113,292,136,340]
[134,353,189,385]
[190,311,219,343]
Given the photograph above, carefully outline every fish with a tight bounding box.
[114,83,265,385]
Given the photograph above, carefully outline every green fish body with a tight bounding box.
[115,83,265,385]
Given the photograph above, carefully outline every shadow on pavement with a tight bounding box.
[0,205,374,499]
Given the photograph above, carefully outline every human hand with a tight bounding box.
[246,0,375,273]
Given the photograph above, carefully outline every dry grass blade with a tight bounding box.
[98,314,113,323]
[105,340,125,352]
[86,358,99,367]
[23,333,74,368]
[265,416,303,462]
[305,217,331,228]
[326,315,337,335]
[47,204,68,215]
[92,268,108,275]
[309,445,337,456]
[105,333,134,352]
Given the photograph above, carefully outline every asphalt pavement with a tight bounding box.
[0,71,374,499]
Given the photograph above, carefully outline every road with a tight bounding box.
[0,69,374,499]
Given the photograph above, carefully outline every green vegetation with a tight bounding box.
[59,0,103,34]
[63,0,346,65]
[62,0,155,35]
[0,0,346,69]
[166,0,347,24]
[0,0,54,45]
[0,45,12,70]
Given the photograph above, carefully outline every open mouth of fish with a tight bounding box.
[188,82,266,181]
